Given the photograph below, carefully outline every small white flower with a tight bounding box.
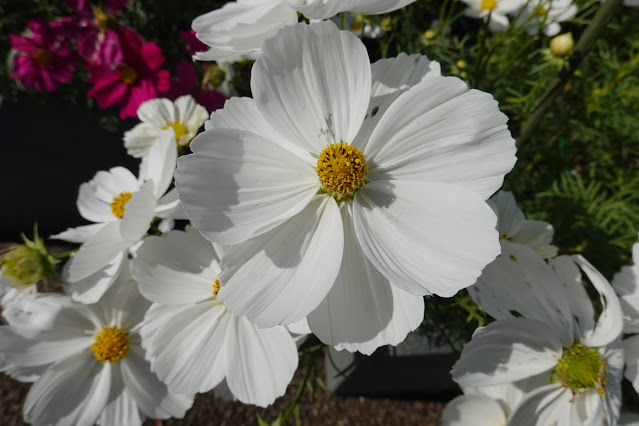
[460,0,527,31]
[124,95,208,158]
[0,265,193,426]
[61,130,184,303]
[176,21,516,348]
[192,0,418,61]
[131,228,299,407]
[453,242,624,425]
[488,190,558,259]
[514,0,578,37]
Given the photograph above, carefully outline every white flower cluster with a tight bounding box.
[1,1,637,425]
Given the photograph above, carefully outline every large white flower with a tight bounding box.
[192,0,418,61]
[124,95,208,158]
[176,22,516,331]
[452,242,624,425]
[514,0,577,37]
[0,265,193,426]
[488,190,557,258]
[131,228,298,407]
[460,0,527,32]
[62,130,183,303]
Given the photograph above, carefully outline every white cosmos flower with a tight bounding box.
[192,0,418,61]
[452,242,624,426]
[62,130,184,303]
[0,265,194,426]
[488,190,557,259]
[176,21,517,341]
[514,0,577,37]
[612,235,639,333]
[124,95,208,158]
[460,0,527,32]
[131,228,298,407]
[441,375,547,426]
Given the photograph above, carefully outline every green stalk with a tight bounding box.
[517,0,624,148]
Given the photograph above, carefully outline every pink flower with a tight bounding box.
[9,18,79,92]
[163,61,226,113]
[62,0,131,17]
[88,30,171,118]
[180,29,208,56]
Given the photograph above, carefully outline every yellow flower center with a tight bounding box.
[33,48,54,67]
[119,65,138,85]
[212,279,221,299]
[499,233,513,241]
[316,143,368,198]
[163,120,189,142]
[481,0,498,11]
[110,192,133,219]
[91,326,129,363]
[536,6,548,16]
[552,343,607,394]
[350,21,363,31]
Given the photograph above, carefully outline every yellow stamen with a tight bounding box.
[536,6,548,16]
[316,143,368,198]
[481,0,498,11]
[91,326,129,363]
[552,342,607,394]
[110,192,133,219]
[119,66,138,85]
[162,121,189,142]
[33,48,54,67]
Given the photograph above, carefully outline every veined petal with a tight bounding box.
[77,182,114,223]
[612,242,639,333]
[124,123,162,159]
[120,182,156,242]
[143,302,229,394]
[132,230,220,305]
[138,129,177,199]
[451,318,561,388]
[175,128,319,245]
[506,384,572,426]
[24,352,111,426]
[224,316,298,407]
[352,53,440,152]
[65,251,125,304]
[353,180,500,297]
[98,387,144,426]
[441,394,507,426]
[50,223,108,244]
[155,188,187,220]
[218,195,343,328]
[364,76,516,200]
[623,335,639,394]
[469,241,574,345]
[307,201,423,354]
[252,21,371,156]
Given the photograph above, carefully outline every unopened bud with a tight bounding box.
[1,226,59,288]
[550,33,574,58]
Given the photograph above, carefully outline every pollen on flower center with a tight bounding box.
[163,120,188,141]
[481,0,498,11]
[316,143,368,198]
[553,343,607,393]
[91,326,129,363]
[110,192,133,218]
[119,65,138,84]
[33,48,54,67]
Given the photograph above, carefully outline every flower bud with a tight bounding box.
[1,226,59,288]
[550,33,574,58]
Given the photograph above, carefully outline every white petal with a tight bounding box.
[252,21,371,155]
[120,182,156,241]
[612,242,639,333]
[469,241,574,344]
[506,384,572,426]
[51,223,108,244]
[451,318,561,388]
[601,342,623,426]
[93,167,140,203]
[624,335,639,394]
[138,129,177,199]
[24,352,111,426]
[572,255,623,347]
[155,187,187,220]
[364,76,516,200]
[121,346,194,419]
[218,195,343,327]
[132,231,219,305]
[352,53,440,152]
[441,394,507,426]
[65,252,125,304]
[488,191,524,237]
[98,387,144,426]
[143,302,229,394]
[353,180,500,297]
[175,128,319,245]
[205,96,313,163]
[307,201,423,355]
[137,97,176,128]
[123,123,162,159]
[224,316,298,407]
[77,182,114,223]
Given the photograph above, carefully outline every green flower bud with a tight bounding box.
[1,226,59,288]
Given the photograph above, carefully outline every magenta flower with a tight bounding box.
[87,29,171,118]
[9,18,79,92]
[180,29,208,56]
